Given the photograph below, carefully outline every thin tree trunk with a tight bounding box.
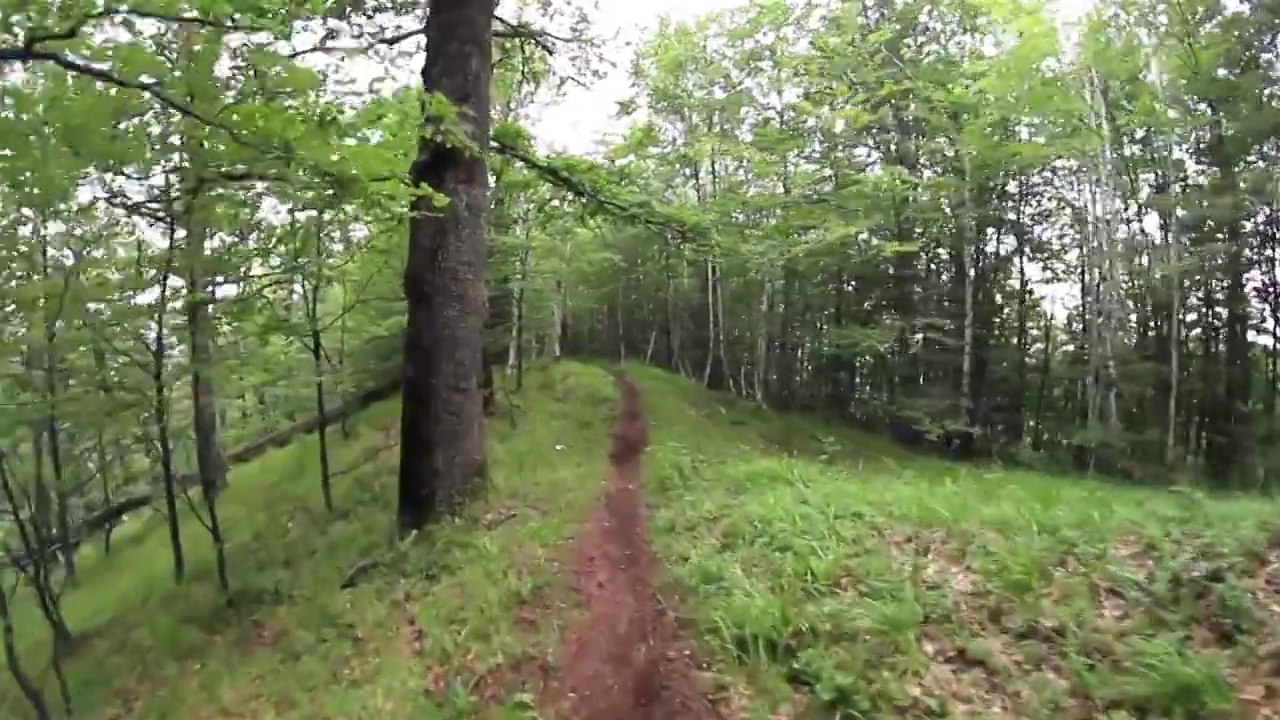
[507,246,528,389]
[0,572,50,720]
[338,276,351,439]
[617,283,626,362]
[91,344,117,554]
[1032,316,1053,452]
[703,259,715,385]
[959,154,976,433]
[152,205,184,585]
[551,278,564,359]
[755,279,769,406]
[310,324,333,513]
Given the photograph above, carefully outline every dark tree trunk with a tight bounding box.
[484,274,512,416]
[311,325,334,513]
[150,322,185,588]
[398,0,494,535]
[0,576,50,720]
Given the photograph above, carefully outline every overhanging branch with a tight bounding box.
[489,136,709,240]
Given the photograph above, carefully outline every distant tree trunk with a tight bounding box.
[507,246,529,391]
[1013,222,1030,445]
[1157,140,1181,466]
[35,229,75,582]
[48,411,73,582]
[1032,315,1053,452]
[617,283,626,362]
[310,322,334,513]
[152,220,184,584]
[959,154,976,434]
[185,216,230,594]
[702,259,727,389]
[398,0,494,535]
[755,279,769,405]
[889,105,919,407]
[302,217,335,513]
[91,344,117,554]
[484,272,511,415]
[338,276,351,439]
[180,24,229,593]
[26,385,52,541]
[0,571,50,720]
[0,448,72,649]
[662,237,676,369]
[553,277,569,358]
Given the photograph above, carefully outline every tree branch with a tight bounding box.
[288,15,571,59]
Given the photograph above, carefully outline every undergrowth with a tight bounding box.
[4,361,1278,719]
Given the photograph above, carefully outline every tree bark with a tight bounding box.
[398,0,494,535]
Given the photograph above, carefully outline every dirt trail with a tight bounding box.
[539,373,722,720]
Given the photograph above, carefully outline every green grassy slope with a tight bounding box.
[1,363,620,720]
[635,363,1280,719]
[4,362,1279,719]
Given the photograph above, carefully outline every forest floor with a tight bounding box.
[2,361,1280,719]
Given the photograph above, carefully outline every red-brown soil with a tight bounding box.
[538,373,722,720]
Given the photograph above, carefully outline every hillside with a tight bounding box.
[4,362,1280,719]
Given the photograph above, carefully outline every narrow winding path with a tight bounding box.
[538,373,722,720]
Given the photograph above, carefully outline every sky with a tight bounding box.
[527,0,1099,155]
[526,0,747,154]
[514,0,1098,316]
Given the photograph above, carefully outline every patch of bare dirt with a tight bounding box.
[538,373,723,720]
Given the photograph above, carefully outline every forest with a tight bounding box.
[1,0,1279,717]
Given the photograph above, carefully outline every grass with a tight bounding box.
[4,360,1279,719]
[1,362,620,719]
[633,363,1280,719]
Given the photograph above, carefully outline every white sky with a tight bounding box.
[527,0,1098,155]
[527,0,747,154]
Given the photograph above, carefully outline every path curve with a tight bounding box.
[539,373,722,720]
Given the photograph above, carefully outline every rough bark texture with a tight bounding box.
[397,0,494,534]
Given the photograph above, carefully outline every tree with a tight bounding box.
[397,0,496,534]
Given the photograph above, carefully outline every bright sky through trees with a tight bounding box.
[528,0,1099,154]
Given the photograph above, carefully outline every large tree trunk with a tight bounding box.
[398,0,494,535]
